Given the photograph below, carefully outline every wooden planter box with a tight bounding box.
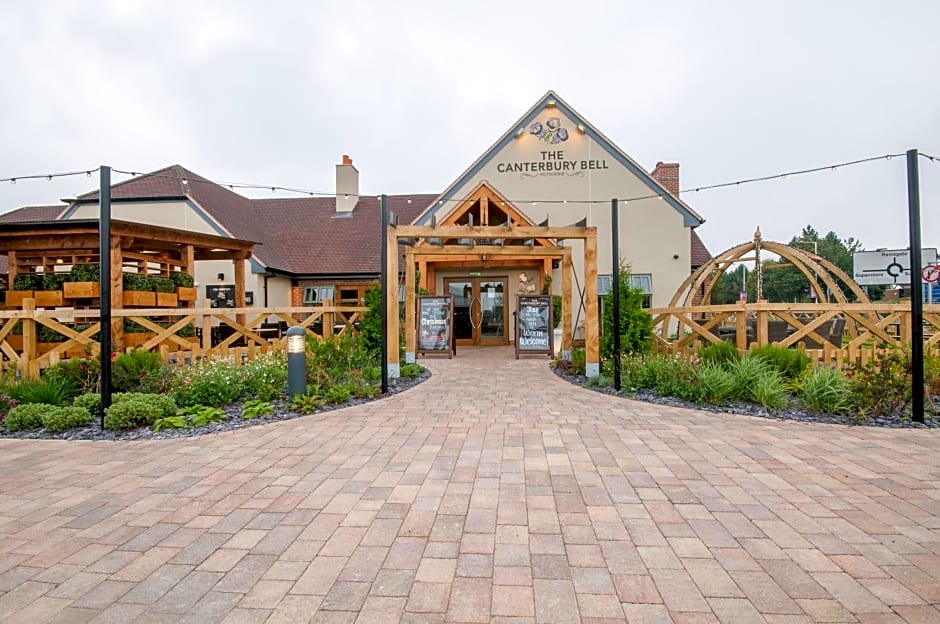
[156,292,178,307]
[176,287,197,302]
[63,281,100,298]
[123,291,156,306]
[5,335,23,351]
[38,343,87,358]
[6,290,34,307]
[35,291,64,307]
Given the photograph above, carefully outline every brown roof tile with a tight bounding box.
[690,229,712,268]
[0,205,66,223]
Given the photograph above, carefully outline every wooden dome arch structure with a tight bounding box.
[663,228,870,340]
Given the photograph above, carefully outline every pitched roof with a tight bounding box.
[252,195,435,275]
[0,205,66,223]
[690,229,712,268]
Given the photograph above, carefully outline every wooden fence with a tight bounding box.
[0,300,366,379]
[648,302,940,369]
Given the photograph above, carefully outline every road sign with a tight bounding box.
[923,264,940,284]
[852,248,938,286]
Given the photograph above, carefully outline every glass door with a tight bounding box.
[444,277,508,346]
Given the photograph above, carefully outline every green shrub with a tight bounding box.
[9,376,77,406]
[750,345,810,380]
[171,358,245,407]
[290,392,325,414]
[800,366,850,414]
[13,273,42,290]
[848,348,911,417]
[306,334,377,390]
[241,352,287,401]
[6,403,56,431]
[169,272,195,288]
[241,399,273,419]
[729,355,774,402]
[44,358,100,395]
[151,277,176,293]
[358,282,383,359]
[568,348,586,376]
[695,363,736,404]
[68,263,99,282]
[699,341,740,368]
[104,393,176,430]
[585,374,612,388]
[41,406,93,433]
[122,273,153,291]
[751,370,789,411]
[600,267,653,358]
[42,272,67,291]
[552,295,562,329]
[178,405,225,427]
[112,350,176,394]
[73,393,101,413]
[400,363,424,379]
[324,384,353,404]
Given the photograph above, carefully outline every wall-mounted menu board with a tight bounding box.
[516,295,553,358]
[417,295,453,357]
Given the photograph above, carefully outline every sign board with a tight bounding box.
[417,295,453,357]
[206,285,236,308]
[515,295,553,358]
[852,248,938,286]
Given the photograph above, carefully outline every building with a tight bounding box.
[0,91,710,347]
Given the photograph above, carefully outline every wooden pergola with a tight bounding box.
[385,219,600,377]
[0,219,257,353]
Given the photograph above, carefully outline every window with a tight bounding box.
[303,285,334,306]
[597,273,653,308]
[339,287,361,305]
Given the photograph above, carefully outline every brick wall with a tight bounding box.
[650,162,680,197]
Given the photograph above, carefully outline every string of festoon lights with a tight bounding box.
[0,152,916,205]
[919,152,939,162]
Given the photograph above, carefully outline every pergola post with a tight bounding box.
[562,249,573,357]
[584,232,600,377]
[417,259,428,293]
[405,249,416,364]
[386,228,400,378]
[234,255,246,328]
[110,237,124,352]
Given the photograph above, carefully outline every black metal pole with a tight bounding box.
[99,166,112,427]
[907,149,924,423]
[380,194,389,395]
[611,198,621,390]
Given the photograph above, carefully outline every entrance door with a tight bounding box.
[444,277,508,346]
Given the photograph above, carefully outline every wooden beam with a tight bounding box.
[234,258,246,327]
[542,258,553,291]
[183,244,195,276]
[418,260,428,292]
[583,233,599,376]
[562,251,572,354]
[405,250,416,363]
[414,246,568,257]
[395,225,596,239]
[386,227,400,376]
[421,259,542,270]
[6,251,16,284]
[427,264,437,295]
[111,237,124,352]
[481,196,489,226]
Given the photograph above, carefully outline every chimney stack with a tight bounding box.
[335,154,359,213]
[650,162,680,198]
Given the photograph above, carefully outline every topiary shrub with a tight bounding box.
[103,393,176,430]
[41,406,93,433]
[73,393,101,413]
[13,273,42,291]
[169,272,195,288]
[6,403,57,431]
[600,267,653,358]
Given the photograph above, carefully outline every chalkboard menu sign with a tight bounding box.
[417,295,453,358]
[206,285,236,308]
[516,295,553,358]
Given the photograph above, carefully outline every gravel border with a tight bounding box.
[552,366,940,429]
[0,370,431,441]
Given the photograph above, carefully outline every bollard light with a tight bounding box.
[285,326,306,398]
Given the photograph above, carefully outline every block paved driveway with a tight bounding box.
[1,347,940,623]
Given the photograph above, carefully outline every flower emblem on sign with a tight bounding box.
[529,117,569,144]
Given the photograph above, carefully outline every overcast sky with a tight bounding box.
[1,0,938,257]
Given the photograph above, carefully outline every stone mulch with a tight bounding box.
[552,366,940,428]
[0,369,431,441]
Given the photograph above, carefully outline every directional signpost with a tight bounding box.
[852,248,938,286]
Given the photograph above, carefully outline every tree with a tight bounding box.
[601,266,653,358]
[358,281,383,358]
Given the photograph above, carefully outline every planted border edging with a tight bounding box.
[0,368,431,441]
[551,366,940,429]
